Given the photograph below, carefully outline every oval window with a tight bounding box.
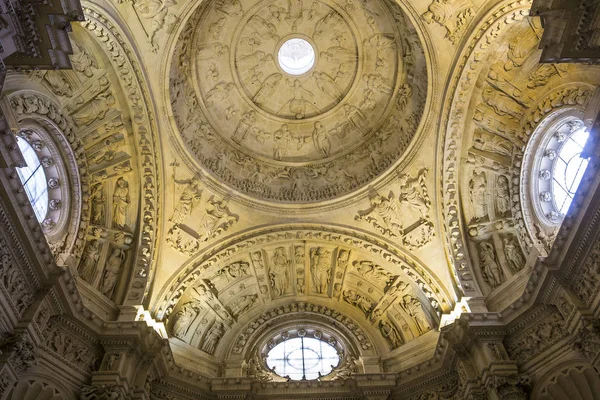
[16,137,49,222]
[266,337,340,380]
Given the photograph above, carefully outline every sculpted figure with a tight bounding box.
[99,248,126,298]
[215,0,242,16]
[479,241,503,289]
[198,196,239,242]
[343,289,373,314]
[170,177,202,224]
[79,240,100,283]
[472,130,512,156]
[482,85,523,120]
[495,175,511,215]
[270,247,290,296]
[321,46,357,64]
[312,121,331,157]
[294,246,305,265]
[197,43,229,61]
[206,82,235,107]
[379,320,403,348]
[422,0,474,43]
[71,42,97,77]
[253,73,282,106]
[356,190,402,236]
[313,11,343,38]
[44,72,72,97]
[353,261,393,286]
[248,14,279,40]
[401,294,431,335]
[469,172,488,221]
[282,79,318,119]
[344,104,366,133]
[272,124,305,159]
[232,111,256,143]
[285,0,303,30]
[172,302,200,339]
[398,170,429,218]
[90,183,105,225]
[313,72,343,102]
[73,93,115,126]
[230,294,258,317]
[310,247,331,294]
[503,237,525,273]
[202,322,224,354]
[112,177,130,228]
[336,249,350,269]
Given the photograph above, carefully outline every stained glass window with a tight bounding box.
[266,337,339,380]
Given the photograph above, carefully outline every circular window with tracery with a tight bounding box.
[534,117,590,225]
[266,336,340,380]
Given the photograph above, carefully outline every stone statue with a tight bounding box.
[398,170,430,218]
[90,183,105,225]
[379,320,403,349]
[73,93,115,126]
[99,248,126,298]
[229,294,258,317]
[503,237,525,273]
[202,322,224,354]
[79,240,100,284]
[401,294,431,335]
[312,121,331,157]
[170,177,202,224]
[112,177,130,228]
[495,175,511,215]
[172,302,200,339]
[469,171,488,221]
[270,247,290,296]
[310,247,331,294]
[479,241,503,289]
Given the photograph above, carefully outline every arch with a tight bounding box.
[533,362,600,400]
[7,378,75,400]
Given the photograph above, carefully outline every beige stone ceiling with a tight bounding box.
[8,0,600,376]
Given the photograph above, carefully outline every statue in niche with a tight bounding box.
[479,241,503,289]
[503,236,525,273]
[172,302,201,339]
[353,260,393,286]
[379,319,403,349]
[495,175,511,215]
[356,190,402,237]
[71,42,97,77]
[232,111,256,143]
[251,251,266,270]
[270,247,290,296]
[472,129,512,157]
[202,322,225,355]
[336,249,350,270]
[206,82,235,107]
[294,246,305,265]
[398,169,430,218]
[44,72,72,97]
[481,85,523,120]
[192,283,214,302]
[90,183,105,225]
[170,177,202,224]
[229,294,258,317]
[310,247,331,294]
[400,294,431,335]
[313,72,343,102]
[198,196,239,242]
[469,171,488,221]
[217,261,250,281]
[281,79,318,119]
[73,93,116,127]
[344,104,367,133]
[79,240,100,283]
[197,43,229,61]
[343,290,373,314]
[312,121,331,157]
[253,73,282,106]
[112,177,130,228]
[99,248,126,298]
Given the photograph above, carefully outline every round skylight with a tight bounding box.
[266,337,339,380]
[278,38,315,75]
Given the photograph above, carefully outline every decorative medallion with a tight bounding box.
[171,0,428,203]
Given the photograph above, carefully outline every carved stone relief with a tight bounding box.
[170,0,427,203]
